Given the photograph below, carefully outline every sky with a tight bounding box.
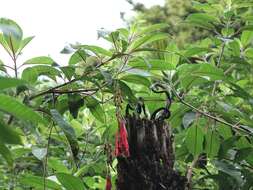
[0,0,164,66]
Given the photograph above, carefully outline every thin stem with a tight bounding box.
[43,124,53,190]
[211,43,225,96]
[8,36,18,78]
[170,84,251,135]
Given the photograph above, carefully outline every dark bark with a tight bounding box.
[116,114,187,190]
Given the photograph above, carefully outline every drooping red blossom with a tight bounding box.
[105,175,112,190]
[114,119,130,157]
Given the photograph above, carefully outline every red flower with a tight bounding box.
[105,175,112,190]
[114,119,130,157]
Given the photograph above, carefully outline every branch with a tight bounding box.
[170,85,252,135]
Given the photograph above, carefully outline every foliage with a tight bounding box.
[0,0,253,189]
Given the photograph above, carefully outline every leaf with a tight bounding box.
[217,123,232,140]
[205,129,220,158]
[50,109,76,138]
[69,49,86,65]
[19,174,61,190]
[129,58,174,70]
[182,112,196,128]
[130,33,169,50]
[164,43,180,68]
[17,36,34,53]
[0,18,23,41]
[0,120,22,145]
[241,31,253,47]
[0,142,13,167]
[185,124,204,156]
[177,63,224,89]
[51,109,79,158]
[32,147,47,160]
[234,147,253,162]
[186,13,219,29]
[22,65,61,83]
[75,45,112,57]
[68,93,84,118]
[48,157,70,174]
[139,23,169,35]
[84,96,105,123]
[183,47,209,57]
[24,56,55,65]
[56,173,85,190]
[218,136,240,158]
[0,77,26,90]
[0,94,46,125]
[120,74,151,87]
[0,18,23,52]
[118,80,137,102]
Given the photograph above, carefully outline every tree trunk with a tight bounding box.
[116,114,187,190]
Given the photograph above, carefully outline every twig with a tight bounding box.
[170,84,252,135]
[43,123,53,190]
[186,156,199,189]
[211,43,225,96]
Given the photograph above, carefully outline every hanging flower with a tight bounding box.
[114,119,130,157]
[105,175,112,190]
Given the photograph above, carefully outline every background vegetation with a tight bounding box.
[0,0,253,189]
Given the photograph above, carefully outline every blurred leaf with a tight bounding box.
[32,147,47,160]
[182,112,196,128]
[75,45,112,57]
[17,36,34,53]
[0,94,46,125]
[0,77,26,90]
[139,23,169,35]
[120,74,151,87]
[22,65,61,83]
[48,157,70,174]
[0,120,22,145]
[130,33,169,50]
[56,173,85,190]
[19,174,61,190]
[24,56,55,65]
[69,49,86,65]
[0,142,13,167]
[185,124,204,156]
[84,96,105,123]
[205,129,220,158]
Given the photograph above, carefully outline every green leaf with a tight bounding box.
[0,120,22,145]
[0,142,13,167]
[24,56,55,65]
[185,124,204,156]
[0,94,46,125]
[120,74,151,87]
[139,23,169,35]
[129,58,174,70]
[0,18,23,52]
[0,77,26,90]
[177,63,224,89]
[50,109,79,158]
[217,124,232,140]
[50,109,76,138]
[241,30,253,47]
[48,157,70,174]
[182,112,196,128]
[17,36,34,53]
[205,129,220,158]
[75,45,112,57]
[32,147,47,160]
[56,173,85,190]
[69,49,86,65]
[84,96,105,123]
[218,136,240,158]
[164,43,180,68]
[19,174,61,190]
[22,65,61,83]
[234,147,253,162]
[0,18,23,41]
[186,13,219,29]
[183,47,209,57]
[130,33,169,50]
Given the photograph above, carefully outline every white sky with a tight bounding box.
[0,0,164,67]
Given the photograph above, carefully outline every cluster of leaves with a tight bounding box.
[0,0,253,189]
